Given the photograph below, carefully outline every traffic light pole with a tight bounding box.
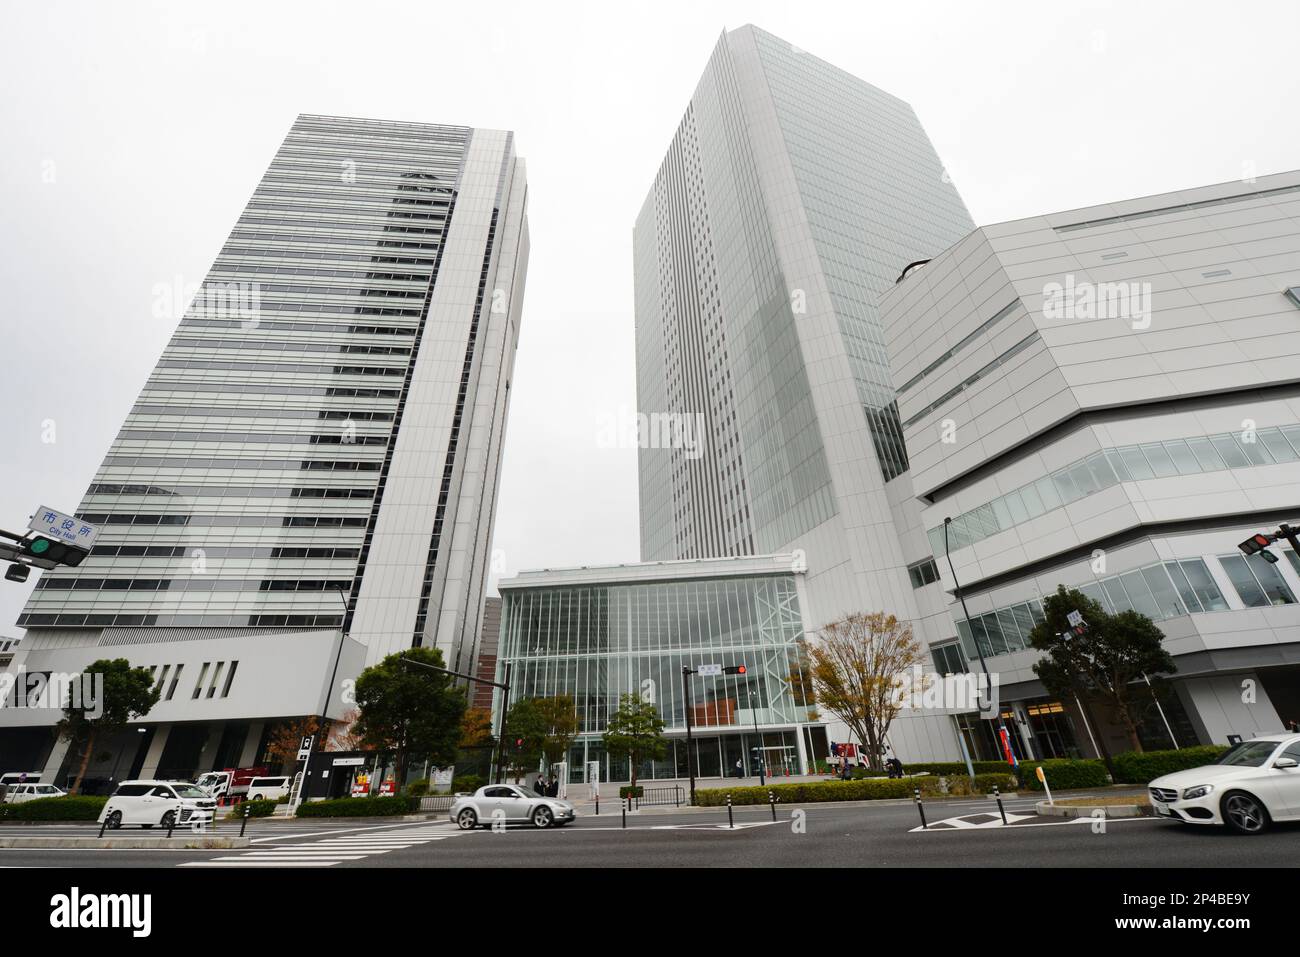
[944,518,1022,782]
[395,653,512,784]
[681,666,697,806]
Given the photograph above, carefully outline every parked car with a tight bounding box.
[96,780,218,829]
[3,783,66,804]
[245,776,292,802]
[1149,734,1300,834]
[450,784,576,830]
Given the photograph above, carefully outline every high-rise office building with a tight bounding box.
[634,26,974,758]
[2,114,528,784]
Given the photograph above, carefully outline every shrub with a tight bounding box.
[1018,759,1110,790]
[295,796,419,818]
[618,785,644,799]
[405,779,430,797]
[938,773,1018,796]
[904,761,1014,776]
[696,777,927,806]
[1111,746,1229,784]
[225,799,277,820]
[0,796,108,821]
[451,775,485,794]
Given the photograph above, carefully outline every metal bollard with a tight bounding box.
[993,785,1008,825]
[621,798,626,829]
[240,804,250,837]
[768,790,777,822]
[914,787,928,829]
[98,815,108,839]
[167,814,177,839]
[595,793,599,816]
[726,793,734,829]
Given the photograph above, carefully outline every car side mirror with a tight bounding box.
[1274,757,1298,769]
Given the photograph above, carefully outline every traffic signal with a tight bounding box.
[1239,533,1274,556]
[5,564,29,583]
[723,664,747,675]
[21,535,89,567]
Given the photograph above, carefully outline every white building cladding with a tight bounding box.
[881,170,1300,760]
[2,115,528,782]
[633,25,974,761]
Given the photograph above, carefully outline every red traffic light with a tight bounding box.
[723,664,747,675]
[1240,532,1276,557]
[1254,534,1271,547]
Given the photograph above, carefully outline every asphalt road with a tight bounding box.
[3,796,1300,868]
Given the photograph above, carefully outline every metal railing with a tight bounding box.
[633,785,684,809]
[418,795,456,813]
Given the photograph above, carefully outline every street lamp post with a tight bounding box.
[943,517,1022,781]
[681,666,697,806]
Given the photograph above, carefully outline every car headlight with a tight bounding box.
[1182,784,1215,800]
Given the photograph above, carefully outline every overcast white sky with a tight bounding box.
[1,0,1297,634]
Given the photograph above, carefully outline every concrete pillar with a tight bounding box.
[195,723,221,772]
[238,722,264,766]
[40,736,71,787]
[138,725,171,779]
[1179,673,1283,744]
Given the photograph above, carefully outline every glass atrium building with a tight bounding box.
[495,555,821,783]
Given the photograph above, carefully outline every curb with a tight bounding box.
[1034,800,1149,819]
[0,836,253,849]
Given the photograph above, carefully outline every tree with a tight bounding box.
[1027,585,1176,762]
[56,658,159,794]
[458,706,495,750]
[602,693,666,790]
[535,694,579,773]
[806,611,923,772]
[266,716,329,767]
[502,697,546,782]
[352,647,467,786]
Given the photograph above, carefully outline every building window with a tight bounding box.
[907,558,940,589]
[1217,554,1298,607]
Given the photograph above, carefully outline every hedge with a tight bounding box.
[904,761,1016,776]
[618,785,644,799]
[225,799,278,820]
[0,796,108,821]
[1111,746,1229,784]
[1017,759,1110,790]
[696,777,934,806]
[295,796,419,818]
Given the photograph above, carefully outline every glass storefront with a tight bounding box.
[496,571,815,782]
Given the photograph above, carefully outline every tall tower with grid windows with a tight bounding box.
[634,26,972,654]
[4,115,527,783]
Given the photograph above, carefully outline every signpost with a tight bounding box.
[295,735,316,809]
[1036,764,1053,805]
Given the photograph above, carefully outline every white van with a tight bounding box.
[97,780,217,829]
[3,783,65,804]
[245,776,292,802]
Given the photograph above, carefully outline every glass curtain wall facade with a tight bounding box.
[496,568,815,782]
[16,114,528,672]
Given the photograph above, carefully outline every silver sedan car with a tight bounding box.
[450,784,577,829]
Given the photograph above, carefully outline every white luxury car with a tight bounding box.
[449,784,577,830]
[97,780,218,830]
[1148,734,1300,834]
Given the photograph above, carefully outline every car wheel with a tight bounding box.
[456,808,479,830]
[532,806,553,829]
[160,810,177,830]
[105,810,122,830]
[1221,791,1270,835]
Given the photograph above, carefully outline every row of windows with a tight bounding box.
[169,336,412,356]
[252,183,446,205]
[156,359,407,376]
[85,545,360,559]
[247,201,447,224]
[116,428,389,446]
[240,214,442,237]
[224,300,422,318]
[87,483,375,499]
[76,513,369,528]
[35,577,353,593]
[931,423,1300,553]
[143,381,402,399]
[902,332,1040,428]
[102,454,382,471]
[213,263,430,283]
[898,299,1021,396]
[129,404,395,422]
[199,279,428,300]
[227,228,441,251]
[219,245,435,266]
[178,317,416,338]
[16,612,345,629]
[952,554,1296,664]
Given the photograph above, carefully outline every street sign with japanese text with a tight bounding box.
[696,664,723,677]
[28,506,99,550]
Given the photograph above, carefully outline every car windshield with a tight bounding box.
[171,785,209,798]
[1214,741,1279,767]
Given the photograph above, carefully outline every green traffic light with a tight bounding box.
[29,538,51,555]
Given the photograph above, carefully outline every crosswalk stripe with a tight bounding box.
[179,824,462,868]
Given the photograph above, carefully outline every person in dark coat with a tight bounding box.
[533,776,546,795]
[546,776,559,797]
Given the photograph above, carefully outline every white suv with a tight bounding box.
[97,780,218,830]
[1149,734,1300,834]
